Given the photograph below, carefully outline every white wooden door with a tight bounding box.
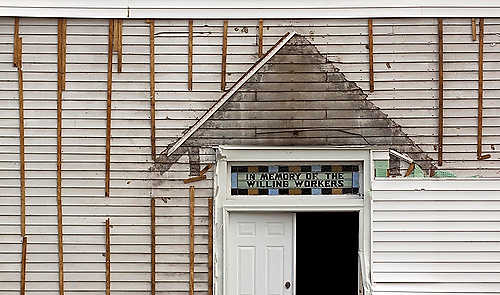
[227,212,294,295]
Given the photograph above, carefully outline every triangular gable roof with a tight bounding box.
[165,31,297,158]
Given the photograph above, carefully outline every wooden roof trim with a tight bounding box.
[165,31,296,157]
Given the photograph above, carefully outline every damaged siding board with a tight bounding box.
[0,18,214,294]
[1,16,500,294]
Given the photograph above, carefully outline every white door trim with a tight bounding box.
[213,146,378,295]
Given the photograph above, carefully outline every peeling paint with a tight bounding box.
[152,34,435,175]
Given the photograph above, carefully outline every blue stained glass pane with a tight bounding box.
[269,165,279,172]
[312,188,321,195]
[231,172,237,189]
[312,165,321,172]
[269,189,279,195]
[353,172,359,188]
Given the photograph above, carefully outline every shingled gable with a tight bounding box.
[154,33,435,174]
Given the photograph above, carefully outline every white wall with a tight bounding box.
[2,17,499,176]
[372,179,500,294]
[1,16,500,294]
[2,1,500,18]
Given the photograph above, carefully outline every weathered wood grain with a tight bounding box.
[147,19,156,160]
[105,19,114,198]
[105,218,111,295]
[438,18,444,166]
[189,186,195,295]
[150,197,156,295]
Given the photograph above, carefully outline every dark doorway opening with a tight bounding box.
[296,212,359,294]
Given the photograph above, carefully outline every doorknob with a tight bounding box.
[285,281,291,289]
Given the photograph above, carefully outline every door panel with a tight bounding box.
[266,246,285,295]
[228,212,293,295]
[238,247,256,295]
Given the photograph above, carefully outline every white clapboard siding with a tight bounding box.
[0,16,500,294]
[372,179,500,294]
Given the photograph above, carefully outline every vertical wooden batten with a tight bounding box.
[477,18,491,161]
[150,198,156,294]
[438,18,444,166]
[18,68,25,236]
[105,20,114,198]
[472,18,477,41]
[112,19,123,72]
[105,218,111,295]
[118,20,123,72]
[147,20,156,160]
[258,19,264,57]
[368,19,374,92]
[61,19,67,90]
[189,186,195,295]
[207,197,214,295]
[221,20,228,91]
[14,20,27,293]
[21,236,27,295]
[188,20,193,91]
[56,18,66,295]
[13,17,20,67]
[13,17,26,238]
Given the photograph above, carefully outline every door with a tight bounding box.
[227,212,294,295]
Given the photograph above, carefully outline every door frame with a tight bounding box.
[213,146,380,295]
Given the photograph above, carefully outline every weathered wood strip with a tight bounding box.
[17,67,26,238]
[119,20,123,73]
[61,19,67,90]
[13,17,20,68]
[199,163,213,176]
[188,20,193,91]
[105,218,111,295]
[477,18,491,161]
[56,18,66,295]
[15,33,22,69]
[404,162,416,177]
[150,197,156,295]
[112,19,123,72]
[105,19,114,198]
[207,197,214,295]
[183,174,207,184]
[20,236,27,295]
[368,18,374,92]
[471,18,477,41]
[438,18,444,166]
[14,17,26,239]
[147,19,156,160]
[258,19,264,57]
[189,186,195,295]
[221,20,228,91]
